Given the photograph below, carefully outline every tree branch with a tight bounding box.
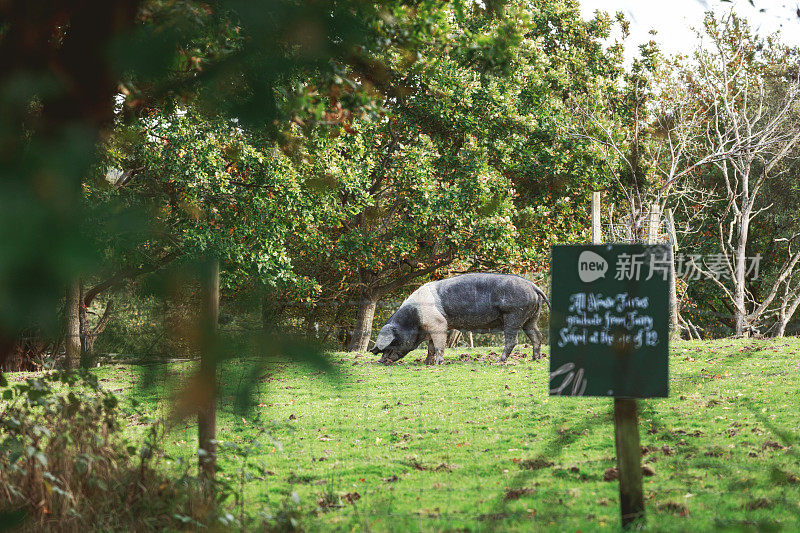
[84,251,180,307]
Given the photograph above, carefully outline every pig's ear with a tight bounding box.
[372,327,396,353]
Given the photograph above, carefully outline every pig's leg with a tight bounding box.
[499,310,528,362]
[425,340,436,365]
[429,330,447,365]
[523,319,542,360]
[498,328,519,362]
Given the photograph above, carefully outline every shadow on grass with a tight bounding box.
[477,339,799,530]
[478,408,611,528]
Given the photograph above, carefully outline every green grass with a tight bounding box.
[67,339,800,530]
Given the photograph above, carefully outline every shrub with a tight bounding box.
[0,370,209,531]
[0,368,315,531]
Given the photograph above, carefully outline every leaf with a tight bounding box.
[0,509,28,530]
[75,458,88,475]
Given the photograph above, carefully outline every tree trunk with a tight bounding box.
[775,291,800,338]
[304,305,320,339]
[79,283,88,347]
[198,259,219,483]
[731,205,750,336]
[261,296,272,332]
[261,294,286,332]
[732,153,754,335]
[775,318,787,338]
[64,281,81,369]
[348,294,378,352]
[83,300,113,358]
[78,283,92,367]
[667,209,681,335]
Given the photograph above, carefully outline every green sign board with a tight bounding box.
[549,244,670,398]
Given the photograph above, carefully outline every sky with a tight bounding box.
[578,0,800,63]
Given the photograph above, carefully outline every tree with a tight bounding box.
[292,120,520,351]
[0,0,418,496]
[0,1,142,367]
[684,13,800,336]
[769,241,800,336]
[752,152,800,336]
[279,1,632,350]
[69,0,630,357]
[0,0,403,360]
[570,11,800,338]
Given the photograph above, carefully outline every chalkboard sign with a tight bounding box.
[549,244,670,398]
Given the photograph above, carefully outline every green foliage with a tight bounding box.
[97,108,321,294]
[290,118,520,289]
[0,369,146,529]
[2,0,636,352]
[255,0,632,319]
[90,287,206,357]
[0,0,395,345]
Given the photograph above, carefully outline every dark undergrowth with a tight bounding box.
[0,369,238,532]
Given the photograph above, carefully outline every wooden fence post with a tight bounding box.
[666,208,680,333]
[199,258,219,483]
[648,203,660,244]
[591,192,602,244]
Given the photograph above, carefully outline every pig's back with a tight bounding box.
[432,273,540,328]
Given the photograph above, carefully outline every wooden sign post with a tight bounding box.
[614,397,644,527]
[548,194,669,528]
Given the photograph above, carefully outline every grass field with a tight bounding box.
[83,338,800,531]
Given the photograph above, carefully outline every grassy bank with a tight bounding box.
[47,339,800,530]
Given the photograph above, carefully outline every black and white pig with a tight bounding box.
[370,273,549,365]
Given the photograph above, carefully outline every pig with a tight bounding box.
[370,273,549,365]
